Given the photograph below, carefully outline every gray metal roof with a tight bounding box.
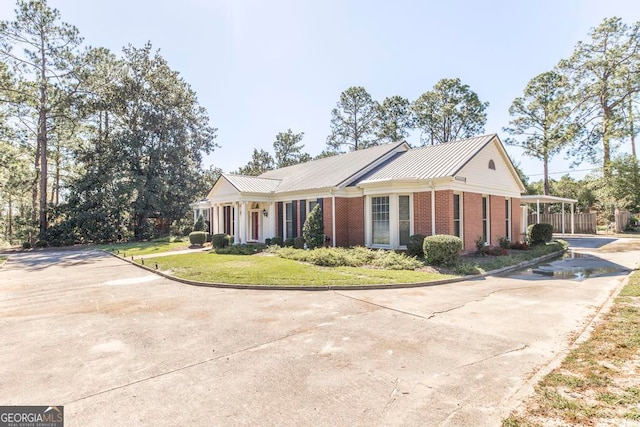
[357,134,498,182]
[223,174,281,193]
[257,141,408,193]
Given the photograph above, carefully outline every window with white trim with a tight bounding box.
[372,196,390,245]
[482,196,490,245]
[505,198,511,241]
[285,202,294,238]
[453,193,462,238]
[308,200,318,213]
[398,195,410,246]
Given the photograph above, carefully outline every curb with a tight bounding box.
[104,249,566,292]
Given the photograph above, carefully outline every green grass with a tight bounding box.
[97,237,192,257]
[143,252,456,286]
[503,270,640,426]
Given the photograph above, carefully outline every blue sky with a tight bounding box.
[1,0,639,181]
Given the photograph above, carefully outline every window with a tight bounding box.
[453,194,461,238]
[308,200,318,212]
[482,196,489,244]
[285,202,294,238]
[372,196,390,245]
[398,195,410,246]
[505,198,511,240]
[223,206,234,235]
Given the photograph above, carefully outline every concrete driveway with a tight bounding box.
[1,237,638,426]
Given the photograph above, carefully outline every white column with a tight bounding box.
[241,202,248,244]
[571,203,575,234]
[233,202,240,244]
[536,199,540,224]
[331,192,336,247]
[561,202,566,236]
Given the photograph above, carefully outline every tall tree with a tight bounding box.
[0,0,84,236]
[504,71,576,195]
[376,95,414,143]
[273,129,311,167]
[236,148,274,176]
[412,78,488,145]
[558,17,640,175]
[326,86,379,152]
[68,43,218,240]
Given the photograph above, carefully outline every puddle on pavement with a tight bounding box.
[563,250,594,259]
[529,266,623,280]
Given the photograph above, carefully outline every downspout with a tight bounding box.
[430,181,436,236]
[331,189,336,247]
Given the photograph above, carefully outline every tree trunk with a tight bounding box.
[543,151,550,195]
[38,28,48,236]
[602,104,612,178]
[630,97,636,160]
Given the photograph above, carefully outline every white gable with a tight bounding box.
[207,177,240,200]
[456,139,524,197]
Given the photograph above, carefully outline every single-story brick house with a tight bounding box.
[192,134,526,251]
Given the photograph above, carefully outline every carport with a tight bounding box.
[520,195,578,236]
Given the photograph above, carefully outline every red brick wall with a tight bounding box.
[490,195,506,245]
[413,192,432,236]
[347,197,365,246]
[334,197,350,247]
[322,197,333,244]
[435,190,453,235]
[463,192,483,251]
[511,198,521,243]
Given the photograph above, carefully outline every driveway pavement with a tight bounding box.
[1,236,638,426]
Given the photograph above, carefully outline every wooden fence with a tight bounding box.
[527,213,597,234]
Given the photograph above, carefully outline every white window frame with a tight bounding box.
[482,195,490,246]
[453,192,463,243]
[284,201,294,239]
[505,198,512,241]
[365,194,413,249]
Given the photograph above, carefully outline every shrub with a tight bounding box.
[34,240,49,248]
[212,233,229,249]
[498,236,511,249]
[423,235,462,266]
[453,261,482,275]
[527,223,554,246]
[270,236,283,246]
[484,246,508,256]
[302,204,324,249]
[215,244,265,255]
[63,239,75,246]
[50,239,62,247]
[265,238,272,246]
[193,215,207,232]
[510,241,529,250]
[407,234,425,257]
[182,227,193,236]
[475,236,486,253]
[22,241,32,249]
[293,236,305,249]
[284,237,295,247]
[268,246,422,270]
[189,231,207,246]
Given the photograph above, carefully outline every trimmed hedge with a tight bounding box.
[212,233,234,249]
[527,223,553,246]
[270,236,283,246]
[423,235,462,266]
[189,231,207,246]
[293,236,305,249]
[407,234,426,257]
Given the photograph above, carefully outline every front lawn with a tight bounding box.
[142,252,455,286]
[97,237,192,257]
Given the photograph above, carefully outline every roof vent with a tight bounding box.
[488,159,496,170]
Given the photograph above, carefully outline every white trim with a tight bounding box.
[482,195,490,246]
[505,197,512,241]
[331,191,336,247]
[365,193,414,249]
[453,192,463,244]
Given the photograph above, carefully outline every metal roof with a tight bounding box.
[357,134,497,182]
[521,195,578,204]
[257,141,408,193]
[223,174,281,193]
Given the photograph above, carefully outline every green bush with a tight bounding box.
[498,236,511,249]
[50,239,62,247]
[293,236,305,249]
[63,239,75,246]
[211,233,228,249]
[215,244,265,255]
[270,236,283,246]
[189,231,207,246]
[407,234,425,257]
[226,234,234,246]
[22,241,32,249]
[284,237,295,247]
[34,240,49,248]
[182,227,193,236]
[268,246,422,270]
[193,215,207,231]
[302,204,324,249]
[527,223,554,246]
[423,235,462,266]
[264,238,272,246]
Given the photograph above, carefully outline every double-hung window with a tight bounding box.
[398,195,410,246]
[371,196,390,245]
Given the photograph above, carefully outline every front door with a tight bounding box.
[251,211,259,241]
